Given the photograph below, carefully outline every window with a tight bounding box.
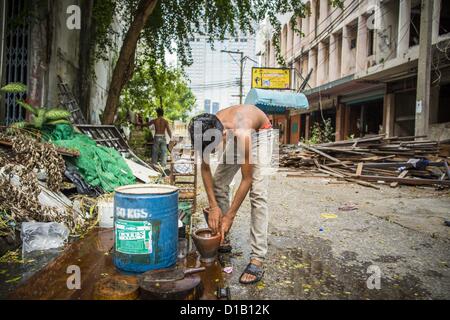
[314,0,320,38]
[439,0,450,35]
[409,2,421,47]
[350,38,357,49]
[438,83,450,123]
[368,29,375,56]
[240,38,247,42]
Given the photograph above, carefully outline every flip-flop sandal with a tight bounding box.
[239,263,264,285]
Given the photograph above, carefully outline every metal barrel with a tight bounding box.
[113,184,179,273]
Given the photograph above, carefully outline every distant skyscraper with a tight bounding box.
[204,99,211,113]
[185,32,257,114]
[212,102,220,114]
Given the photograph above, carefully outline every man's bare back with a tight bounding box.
[216,105,271,131]
[150,117,172,137]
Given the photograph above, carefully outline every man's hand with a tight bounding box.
[208,206,222,235]
[220,214,234,244]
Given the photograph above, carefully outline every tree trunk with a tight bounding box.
[102,0,158,124]
[78,0,94,121]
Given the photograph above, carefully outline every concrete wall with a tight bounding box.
[46,0,81,107]
[25,1,121,124]
[429,122,450,141]
[89,16,123,124]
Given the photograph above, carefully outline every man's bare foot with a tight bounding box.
[239,259,264,284]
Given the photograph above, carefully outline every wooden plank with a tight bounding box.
[390,170,409,188]
[300,143,347,167]
[344,178,380,190]
[356,162,364,176]
[352,174,450,186]
[317,168,345,178]
[124,158,159,183]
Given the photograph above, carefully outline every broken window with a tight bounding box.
[409,1,421,47]
[438,83,450,124]
[439,0,450,35]
[368,29,375,56]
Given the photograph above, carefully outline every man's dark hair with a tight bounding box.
[156,108,164,117]
[188,113,224,153]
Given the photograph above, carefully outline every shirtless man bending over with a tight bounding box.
[189,104,272,284]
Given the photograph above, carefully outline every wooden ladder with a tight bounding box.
[57,75,87,124]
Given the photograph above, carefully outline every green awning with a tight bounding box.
[244,88,309,114]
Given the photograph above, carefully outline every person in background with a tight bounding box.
[149,108,172,167]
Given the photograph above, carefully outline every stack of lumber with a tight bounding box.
[280,135,450,189]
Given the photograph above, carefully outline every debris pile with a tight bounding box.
[0,130,96,240]
[281,135,450,189]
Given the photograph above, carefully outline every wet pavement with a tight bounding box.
[196,172,450,300]
[1,171,449,300]
[0,228,226,300]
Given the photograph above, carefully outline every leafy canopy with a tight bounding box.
[94,0,343,67]
[118,54,196,123]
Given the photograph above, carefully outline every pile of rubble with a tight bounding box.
[0,130,97,242]
[0,82,168,263]
[280,135,450,189]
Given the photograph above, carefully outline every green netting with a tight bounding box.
[43,124,135,192]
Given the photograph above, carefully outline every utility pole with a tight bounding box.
[221,50,244,104]
[239,53,244,104]
[415,0,433,138]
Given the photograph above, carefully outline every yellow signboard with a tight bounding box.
[251,67,291,90]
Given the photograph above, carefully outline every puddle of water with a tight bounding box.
[2,228,224,300]
[0,248,61,299]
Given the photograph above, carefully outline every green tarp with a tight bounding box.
[44,124,135,192]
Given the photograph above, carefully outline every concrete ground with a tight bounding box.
[194,170,450,300]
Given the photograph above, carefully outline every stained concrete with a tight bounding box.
[194,172,450,299]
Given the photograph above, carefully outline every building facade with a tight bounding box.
[259,0,450,143]
[0,0,122,125]
[185,33,257,114]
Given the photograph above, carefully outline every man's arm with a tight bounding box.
[200,162,222,234]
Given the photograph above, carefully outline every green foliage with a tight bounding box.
[16,101,37,115]
[92,0,343,68]
[44,109,71,121]
[119,55,196,123]
[1,84,71,129]
[0,83,27,94]
[304,118,334,145]
[92,0,118,61]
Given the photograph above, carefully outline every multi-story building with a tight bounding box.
[259,0,450,143]
[204,99,212,113]
[212,102,220,114]
[185,33,257,114]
